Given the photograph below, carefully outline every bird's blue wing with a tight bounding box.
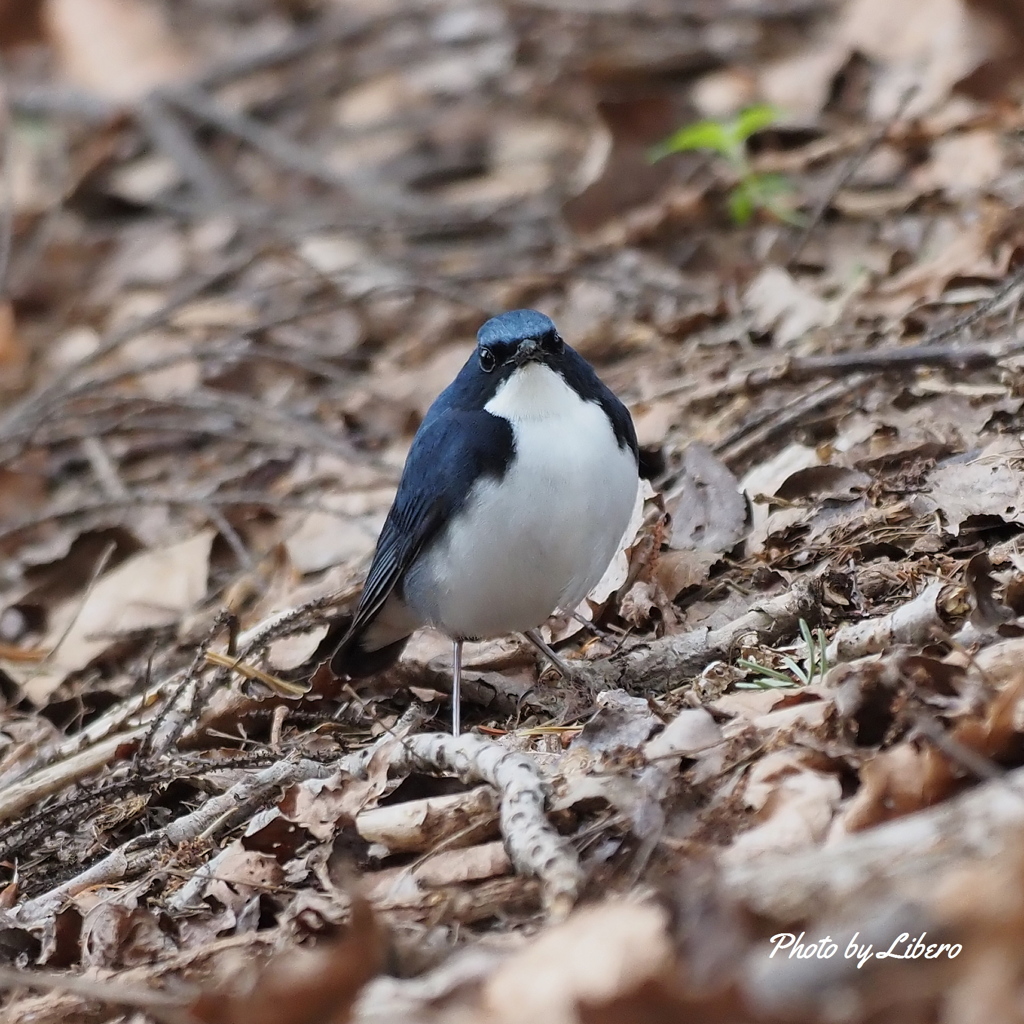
[345,407,515,640]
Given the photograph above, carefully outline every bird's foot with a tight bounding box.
[524,628,594,690]
[570,612,616,642]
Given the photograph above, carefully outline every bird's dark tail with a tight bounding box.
[329,631,409,678]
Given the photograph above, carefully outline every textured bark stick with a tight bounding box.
[587,577,823,694]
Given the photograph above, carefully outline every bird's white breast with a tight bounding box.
[405,363,638,640]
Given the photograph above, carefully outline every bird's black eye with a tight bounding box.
[551,332,564,350]
[479,348,497,372]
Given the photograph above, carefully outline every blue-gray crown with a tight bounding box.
[477,309,556,347]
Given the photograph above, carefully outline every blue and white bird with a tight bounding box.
[330,309,639,733]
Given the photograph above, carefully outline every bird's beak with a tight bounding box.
[513,337,543,367]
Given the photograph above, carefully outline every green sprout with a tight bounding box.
[649,105,802,227]
[735,619,829,689]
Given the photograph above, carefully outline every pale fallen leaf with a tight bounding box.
[743,267,836,347]
[20,531,214,702]
[654,548,719,600]
[740,442,822,546]
[726,756,842,862]
[877,208,1007,305]
[199,842,286,909]
[80,901,177,968]
[365,840,510,902]
[573,690,658,756]
[916,129,1004,198]
[284,496,390,575]
[665,442,746,552]
[760,0,1007,119]
[370,345,472,419]
[44,0,192,103]
[645,708,722,761]
[926,441,1024,535]
[267,625,330,672]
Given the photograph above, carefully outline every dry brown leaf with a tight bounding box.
[916,129,1005,197]
[189,896,384,1024]
[283,502,389,575]
[741,443,822,552]
[0,302,28,387]
[44,0,193,103]
[953,673,1024,761]
[878,207,1008,305]
[725,752,842,861]
[79,901,176,968]
[366,840,511,902]
[0,0,44,48]
[481,900,672,1024]
[654,548,720,601]
[761,0,1011,118]
[562,95,677,234]
[837,742,958,833]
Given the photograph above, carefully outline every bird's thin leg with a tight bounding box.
[523,628,576,678]
[451,638,463,736]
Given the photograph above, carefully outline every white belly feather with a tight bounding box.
[403,363,638,640]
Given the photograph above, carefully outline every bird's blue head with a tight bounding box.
[474,309,565,375]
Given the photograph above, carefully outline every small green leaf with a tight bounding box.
[649,120,733,162]
[778,654,808,681]
[750,171,793,200]
[731,104,781,143]
[727,183,755,225]
[735,659,797,686]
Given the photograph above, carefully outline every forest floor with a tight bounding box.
[4,0,1024,1021]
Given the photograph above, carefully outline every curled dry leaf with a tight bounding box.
[741,442,822,549]
[835,741,958,833]
[356,786,499,854]
[926,442,1024,535]
[366,840,511,903]
[645,707,723,761]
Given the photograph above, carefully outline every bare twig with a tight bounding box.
[0,727,147,823]
[825,582,948,664]
[587,576,823,694]
[136,94,235,207]
[715,376,869,466]
[788,85,918,265]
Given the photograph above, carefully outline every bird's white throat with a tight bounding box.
[401,358,639,640]
[484,362,576,423]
